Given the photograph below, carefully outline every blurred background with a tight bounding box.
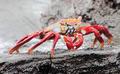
[0,0,120,41]
[0,0,51,41]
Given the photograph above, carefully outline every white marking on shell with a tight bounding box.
[81,30,86,34]
[52,23,61,33]
[52,27,61,33]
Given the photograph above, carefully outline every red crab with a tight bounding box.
[9,16,113,57]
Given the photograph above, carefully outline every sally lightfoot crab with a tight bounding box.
[9,16,113,57]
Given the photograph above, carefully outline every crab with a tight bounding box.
[9,16,113,57]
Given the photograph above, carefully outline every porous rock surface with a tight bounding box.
[0,52,120,74]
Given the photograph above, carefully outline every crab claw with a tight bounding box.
[63,33,83,51]
[73,33,84,50]
[63,36,74,50]
[9,31,43,54]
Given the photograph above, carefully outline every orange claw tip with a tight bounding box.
[71,48,75,51]
[28,49,33,55]
[9,48,14,54]
[100,42,104,49]
[108,37,113,45]
[50,49,55,58]
[50,54,55,59]
[90,45,94,48]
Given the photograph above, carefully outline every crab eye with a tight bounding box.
[66,23,70,26]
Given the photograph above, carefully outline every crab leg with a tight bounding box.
[100,26,113,45]
[16,32,41,44]
[79,26,104,48]
[51,33,60,57]
[91,37,97,48]
[9,31,43,54]
[11,36,29,53]
[16,35,29,44]
[28,32,60,57]
[92,25,113,45]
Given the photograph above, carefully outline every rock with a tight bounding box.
[0,52,120,74]
[40,0,120,45]
[40,0,120,34]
